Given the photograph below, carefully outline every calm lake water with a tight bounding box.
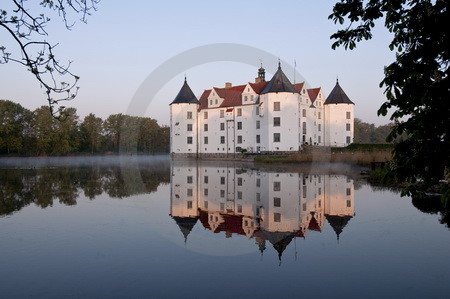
[0,156,449,298]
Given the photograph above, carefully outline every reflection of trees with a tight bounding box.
[0,161,170,216]
[412,196,449,229]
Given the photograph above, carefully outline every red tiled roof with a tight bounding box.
[215,84,246,108]
[199,89,211,110]
[308,216,322,232]
[307,88,321,103]
[293,82,305,93]
[249,81,269,94]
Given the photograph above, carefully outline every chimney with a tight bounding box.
[255,77,262,83]
[225,82,232,89]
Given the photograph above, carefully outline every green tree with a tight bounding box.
[0,100,32,154]
[33,106,55,155]
[104,113,124,153]
[80,113,103,154]
[330,0,449,193]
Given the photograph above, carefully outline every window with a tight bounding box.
[237,191,242,200]
[237,204,242,213]
[204,136,208,144]
[346,136,351,144]
[302,122,307,134]
[187,137,193,144]
[215,99,218,105]
[204,201,208,208]
[256,178,260,187]
[274,102,280,111]
[187,124,192,131]
[237,108,242,116]
[346,111,351,119]
[303,203,307,211]
[237,135,242,144]
[187,176,193,184]
[318,112,321,119]
[347,200,352,207]
[244,96,248,102]
[236,146,242,152]
[187,201,193,209]
[187,189,193,197]
[274,213,281,222]
[220,190,225,198]
[220,110,224,118]
[256,107,260,115]
[256,120,260,129]
[318,124,321,132]
[318,187,322,195]
[318,136,321,143]
[273,117,281,127]
[204,111,208,119]
[220,123,225,131]
[237,122,242,130]
[274,181,281,191]
[220,203,225,211]
[204,176,208,184]
[237,177,243,186]
[209,100,212,105]
[251,95,254,101]
[256,192,261,201]
[303,186,307,198]
[187,111,192,119]
[202,124,207,132]
[346,123,351,131]
[274,197,281,207]
[220,136,225,144]
[256,135,260,144]
[220,177,225,184]
[274,133,280,142]
[204,188,208,196]
[346,188,351,196]
[302,109,306,117]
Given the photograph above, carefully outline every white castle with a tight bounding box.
[170,63,355,157]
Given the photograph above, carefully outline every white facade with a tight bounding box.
[170,160,356,257]
[170,66,355,156]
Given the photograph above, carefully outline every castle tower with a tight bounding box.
[170,78,200,156]
[259,62,300,152]
[324,79,355,147]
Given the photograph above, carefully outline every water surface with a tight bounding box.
[0,156,449,298]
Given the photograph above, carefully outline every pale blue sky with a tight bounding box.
[0,0,395,125]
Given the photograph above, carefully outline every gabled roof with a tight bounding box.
[198,89,211,109]
[171,78,199,105]
[325,80,354,105]
[215,85,246,107]
[293,82,305,93]
[260,64,298,94]
[249,81,269,94]
[307,88,321,103]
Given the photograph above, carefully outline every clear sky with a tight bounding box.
[0,0,395,126]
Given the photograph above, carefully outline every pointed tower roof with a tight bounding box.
[172,216,199,242]
[326,215,353,241]
[171,77,199,105]
[325,79,354,105]
[263,231,296,261]
[260,62,298,94]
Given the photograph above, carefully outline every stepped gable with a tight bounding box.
[260,63,298,94]
[326,215,353,240]
[172,216,199,241]
[171,78,199,104]
[325,79,354,105]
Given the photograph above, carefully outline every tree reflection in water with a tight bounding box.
[0,157,170,216]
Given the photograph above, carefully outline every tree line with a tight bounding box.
[0,100,169,155]
[353,118,401,144]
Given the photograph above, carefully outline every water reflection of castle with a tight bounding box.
[170,162,355,259]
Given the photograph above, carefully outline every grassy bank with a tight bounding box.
[253,144,393,166]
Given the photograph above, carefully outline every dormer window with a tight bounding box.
[244,96,248,102]
[251,95,254,101]
[209,100,212,105]
[215,99,218,105]
[303,90,306,94]
[247,88,250,92]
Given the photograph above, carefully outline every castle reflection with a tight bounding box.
[170,161,355,259]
